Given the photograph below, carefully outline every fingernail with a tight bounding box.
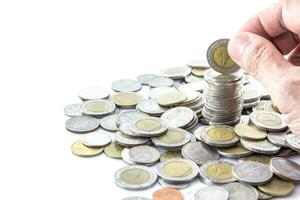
[228,33,250,62]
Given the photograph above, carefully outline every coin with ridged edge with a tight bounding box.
[129,117,168,137]
[234,124,267,140]
[250,111,287,131]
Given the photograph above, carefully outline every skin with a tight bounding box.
[228,0,300,137]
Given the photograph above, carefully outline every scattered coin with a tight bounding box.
[81,99,116,116]
[177,81,205,92]
[161,107,194,128]
[158,91,187,106]
[65,116,99,133]
[160,66,191,79]
[239,154,271,165]
[115,131,150,147]
[193,125,208,141]
[115,165,157,190]
[267,131,288,147]
[243,88,262,103]
[250,111,287,131]
[222,182,259,200]
[184,75,204,83]
[117,110,148,126]
[286,134,300,153]
[137,74,159,85]
[160,150,182,162]
[78,86,110,100]
[152,187,183,200]
[64,103,82,117]
[186,59,210,69]
[99,114,119,131]
[191,68,207,77]
[136,99,166,116]
[111,79,142,92]
[148,87,177,99]
[129,117,168,137]
[257,190,273,200]
[129,145,160,165]
[217,144,253,158]
[158,178,191,189]
[258,176,294,197]
[232,161,273,185]
[71,140,104,157]
[148,76,174,88]
[81,130,111,147]
[194,186,229,200]
[240,138,281,154]
[234,124,267,140]
[270,157,300,183]
[104,142,125,159]
[112,92,142,108]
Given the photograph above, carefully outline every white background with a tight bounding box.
[0,0,299,199]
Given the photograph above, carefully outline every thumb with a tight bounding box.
[228,32,291,89]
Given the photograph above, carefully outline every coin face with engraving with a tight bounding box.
[152,128,191,149]
[136,99,166,116]
[129,145,160,165]
[234,124,267,140]
[161,107,194,128]
[240,138,281,154]
[250,111,287,131]
[129,117,168,137]
[112,92,142,108]
[222,182,258,200]
[157,91,188,106]
[152,188,184,200]
[270,157,300,183]
[207,39,240,74]
[217,144,253,158]
[65,116,99,133]
[81,99,116,116]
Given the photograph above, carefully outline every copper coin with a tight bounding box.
[153,188,183,200]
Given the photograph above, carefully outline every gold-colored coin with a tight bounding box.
[71,140,104,157]
[206,162,234,180]
[207,127,235,141]
[120,168,150,185]
[163,161,192,177]
[84,100,111,113]
[160,151,182,162]
[220,145,250,154]
[112,92,142,108]
[234,124,267,140]
[157,129,185,144]
[240,155,271,165]
[135,118,162,132]
[191,68,207,77]
[104,142,125,159]
[213,43,235,69]
[158,91,187,106]
[258,176,295,197]
[256,112,282,126]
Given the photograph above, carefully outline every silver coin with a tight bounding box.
[78,86,110,100]
[148,76,174,88]
[286,134,300,153]
[232,161,273,185]
[136,99,166,116]
[158,178,191,189]
[81,130,111,147]
[129,145,160,165]
[199,161,236,184]
[240,138,281,154]
[267,131,288,147]
[222,182,259,200]
[243,99,260,109]
[111,79,142,92]
[161,107,194,128]
[194,186,229,200]
[64,103,82,117]
[117,111,148,126]
[81,99,116,117]
[181,141,219,165]
[129,117,168,137]
[194,126,209,141]
[119,122,140,137]
[65,116,99,133]
[148,87,177,99]
[114,165,157,190]
[121,148,136,165]
[185,75,205,83]
[243,88,262,103]
[136,74,159,85]
[270,157,300,183]
[115,131,149,147]
[156,158,198,183]
[186,59,210,69]
[160,66,191,79]
[122,197,151,200]
[257,190,273,200]
[99,114,119,131]
[178,81,205,92]
[250,111,287,131]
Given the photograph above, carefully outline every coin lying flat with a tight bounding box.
[160,151,182,162]
[81,130,111,147]
[199,161,236,184]
[193,126,208,141]
[152,187,183,200]
[121,148,136,165]
[99,114,119,131]
[234,124,267,140]
[270,157,300,183]
[194,186,229,200]
[158,178,191,189]
[115,131,150,147]
[157,91,188,106]
[112,92,142,108]
[239,154,271,165]
[148,76,174,88]
[111,79,142,92]
[156,158,198,183]
[286,134,300,153]
[222,182,258,200]
[64,103,82,117]
[129,145,160,165]
[137,74,159,85]
[217,144,253,158]
[65,116,99,133]
[136,99,166,116]
[78,86,110,100]
[206,39,240,74]
[81,99,116,116]
[250,111,287,131]
[104,142,125,159]
[129,117,168,137]
[148,87,177,99]
[161,107,194,128]
[115,165,157,190]
[117,110,148,126]
[243,88,262,103]
[258,176,294,197]
[232,161,273,185]
[267,131,288,147]
[240,138,281,154]
[160,66,191,79]
[71,140,104,157]
[182,142,219,165]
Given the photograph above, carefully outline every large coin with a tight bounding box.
[114,165,157,190]
[78,86,110,100]
[137,74,159,85]
[232,161,273,185]
[71,140,104,157]
[258,176,294,197]
[157,91,187,106]
[270,157,300,183]
[250,111,287,131]
[240,138,281,154]
[64,103,82,117]
[194,186,229,200]
[104,142,125,159]
[99,114,119,131]
[129,145,160,165]
[112,92,142,108]
[234,124,267,140]
[206,39,240,74]
[129,117,168,137]
[222,182,258,200]
[81,99,116,116]
[148,76,174,88]
[111,79,142,92]
[81,130,111,147]
[161,107,194,128]
[65,116,99,133]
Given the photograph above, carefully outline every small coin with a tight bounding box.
[65,116,99,133]
[156,158,198,183]
[270,157,300,183]
[234,124,267,140]
[160,66,191,79]
[206,39,240,74]
[129,117,168,137]
[217,144,253,158]
[71,140,104,157]
[99,114,119,131]
[258,176,294,197]
[148,87,177,99]
[250,111,287,131]
[129,145,160,165]
[122,197,151,200]
[148,76,174,88]
[78,86,110,100]
[199,161,236,184]
[161,107,194,128]
[186,59,210,69]
[115,165,157,190]
[64,103,82,117]
[158,178,191,189]
[115,131,150,147]
[111,79,142,92]
[136,99,167,116]
[182,141,219,165]
[160,151,182,162]
[232,161,273,185]
[152,187,183,200]
[112,92,142,108]
[286,134,300,153]
[222,182,259,200]
[240,138,281,154]
[137,74,159,85]
[239,154,271,165]
[81,130,111,147]
[81,99,116,116]
[117,110,148,126]
[194,186,229,200]
[158,91,188,106]
[104,142,125,159]
[267,131,288,147]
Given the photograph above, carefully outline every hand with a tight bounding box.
[228,0,300,135]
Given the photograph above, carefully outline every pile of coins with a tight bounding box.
[64,38,300,200]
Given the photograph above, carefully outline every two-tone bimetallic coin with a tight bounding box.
[234,124,267,140]
[112,92,142,108]
[129,117,168,137]
[65,116,99,133]
[78,86,110,100]
[117,110,148,126]
[240,138,281,154]
[81,99,116,117]
[64,103,82,117]
[222,182,259,200]
[157,91,187,106]
[111,79,142,92]
[115,165,157,190]
[250,111,287,131]
[71,140,104,157]
[129,145,160,165]
[194,186,229,200]
[270,157,300,183]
